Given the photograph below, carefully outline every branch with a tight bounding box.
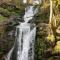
[49,0,53,24]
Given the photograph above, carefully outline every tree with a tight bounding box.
[49,0,53,24]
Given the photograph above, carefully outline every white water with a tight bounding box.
[17,23,36,60]
[5,6,36,60]
[17,5,37,60]
[24,6,38,23]
[23,0,42,5]
[5,0,41,60]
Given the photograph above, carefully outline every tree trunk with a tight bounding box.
[49,0,53,24]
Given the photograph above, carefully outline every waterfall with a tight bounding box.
[5,1,39,60]
[17,23,36,60]
[16,5,38,60]
[23,0,42,5]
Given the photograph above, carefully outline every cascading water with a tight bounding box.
[16,5,38,60]
[5,0,41,60]
[16,23,36,60]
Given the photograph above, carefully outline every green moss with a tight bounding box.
[0,3,25,17]
[0,15,6,22]
[35,35,47,60]
[0,7,11,17]
[0,6,25,17]
[48,57,54,60]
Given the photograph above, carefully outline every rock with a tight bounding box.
[53,41,60,53]
[56,36,60,40]
[56,26,60,34]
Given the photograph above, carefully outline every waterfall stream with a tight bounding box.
[17,23,36,60]
[5,0,41,60]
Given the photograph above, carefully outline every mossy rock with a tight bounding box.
[53,41,60,53]
[0,15,7,22]
[47,35,55,42]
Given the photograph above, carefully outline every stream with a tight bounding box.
[5,0,41,60]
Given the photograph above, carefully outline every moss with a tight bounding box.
[0,6,25,17]
[48,57,54,60]
[0,7,11,17]
[47,34,55,42]
[0,15,7,22]
[35,25,47,60]
[0,3,25,17]
[0,48,4,55]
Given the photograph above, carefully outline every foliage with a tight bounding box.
[0,7,11,17]
[0,48,3,55]
[53,41,60,53]
[0,0,60,60]
[47,34,55,42]
[0,7,24,17]
[0,15,7,22]
[35,37,47,60]
[0,2,25,17]
[35,0,60,60]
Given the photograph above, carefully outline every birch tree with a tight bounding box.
[49,0,53,24]
[47,0,55,42]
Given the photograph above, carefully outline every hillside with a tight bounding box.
[0,0,60,60]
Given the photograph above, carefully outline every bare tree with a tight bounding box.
[49,0,53,24]
[48,0,53,35]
